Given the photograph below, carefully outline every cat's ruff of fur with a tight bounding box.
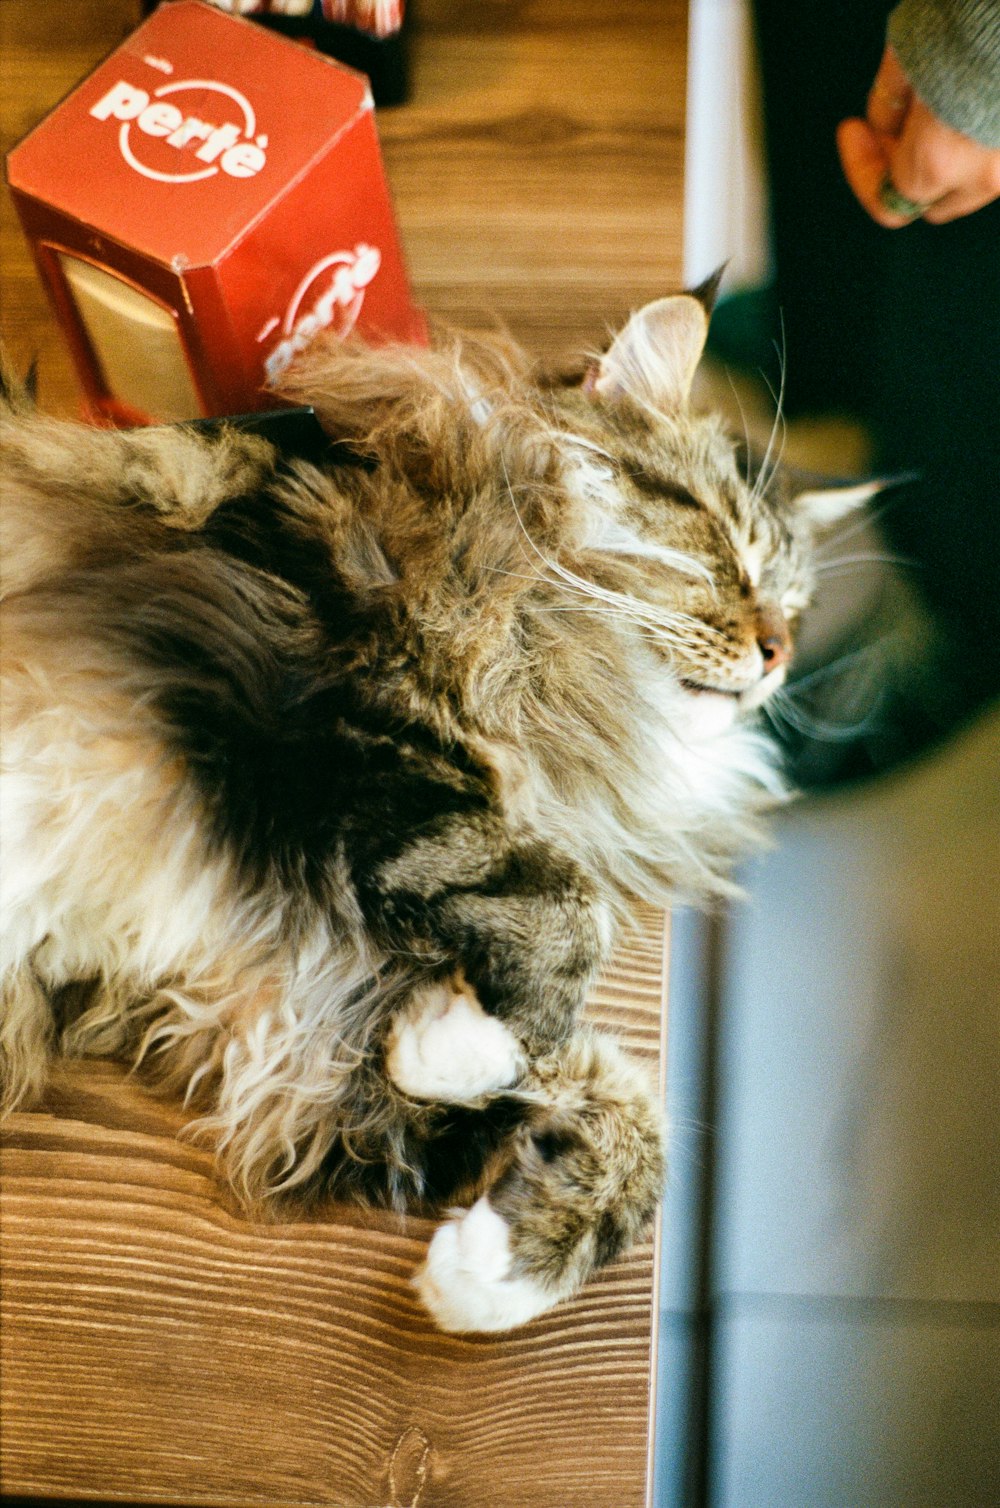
[0,297,860,1331]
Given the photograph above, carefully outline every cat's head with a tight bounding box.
[548,284,878,737]
[279,293,876,743]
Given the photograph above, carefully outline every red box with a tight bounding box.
[6,0,424,424]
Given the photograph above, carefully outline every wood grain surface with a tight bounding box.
[1,913,669,1508]
[1,2,685,1503]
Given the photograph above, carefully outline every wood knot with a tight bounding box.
[386,1426,432,1508]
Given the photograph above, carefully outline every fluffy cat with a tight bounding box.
[0,286,867,1332]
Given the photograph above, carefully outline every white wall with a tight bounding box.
[684,0,769,290]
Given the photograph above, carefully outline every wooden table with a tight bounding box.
[1,916,668,1508]
[0,3,685,1503]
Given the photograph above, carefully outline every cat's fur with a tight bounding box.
[0,290,863,1331]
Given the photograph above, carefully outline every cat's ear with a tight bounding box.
[793,479,881,528]
[586,271,722,413]
[791,472,915,530]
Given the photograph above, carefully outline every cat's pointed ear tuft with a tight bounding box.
[793,472,917,530]
[591,294,711,413]
[0,349,38,413]
[688,263,727,316]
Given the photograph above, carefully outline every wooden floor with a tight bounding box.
[0,4,686,1504]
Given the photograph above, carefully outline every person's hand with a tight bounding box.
[837,44,1000,226]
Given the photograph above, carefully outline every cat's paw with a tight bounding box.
[414,1029,667,1333]
[414,1197,559,1333]
[386,981,526,1103]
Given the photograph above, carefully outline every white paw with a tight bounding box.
[414,1197,558,1333]
[386,982,525,1102]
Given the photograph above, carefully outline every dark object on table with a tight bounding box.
[143,1,411,107]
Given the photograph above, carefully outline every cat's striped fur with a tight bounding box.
[0,291,863,1330]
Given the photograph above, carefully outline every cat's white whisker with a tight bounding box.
[499,457,708,648]
[548,428,614,462]
[585,516,715,585]
[752,339,787,504]
[784,643,882,694]
[814,550,916,574]
[724,368,754,490]
[764,686,884,743]
[812,492,908,558]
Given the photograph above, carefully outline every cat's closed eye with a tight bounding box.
[628,471,704,509]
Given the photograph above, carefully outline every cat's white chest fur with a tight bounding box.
[509,669,784,915]
[648,684,784,819]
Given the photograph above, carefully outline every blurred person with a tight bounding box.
[713,0,1000,785]
[840,1,1000,226]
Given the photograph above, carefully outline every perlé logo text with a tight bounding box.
[90,78,268,184]
[264,245,383,382]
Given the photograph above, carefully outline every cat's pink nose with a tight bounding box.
[756,604,791,673]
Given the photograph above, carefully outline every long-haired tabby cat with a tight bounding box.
[0,284,869,1332]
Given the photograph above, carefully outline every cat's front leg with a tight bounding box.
[359,822,612,1105]
[413,1029,666,1332]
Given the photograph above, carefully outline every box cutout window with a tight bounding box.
[57,254,202,422]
